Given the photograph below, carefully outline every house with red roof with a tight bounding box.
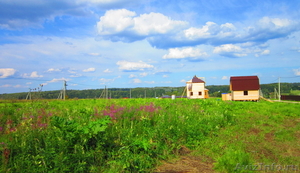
[229,76,260,101]
[186,75,209,99]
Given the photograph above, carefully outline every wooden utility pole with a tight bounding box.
[278,77,281,101]
[63,80,67,100]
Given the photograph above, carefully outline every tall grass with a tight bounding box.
[0,98,299,172]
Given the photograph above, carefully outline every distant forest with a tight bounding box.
[0,83,300,100]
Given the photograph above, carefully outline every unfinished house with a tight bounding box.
[229,76,260,101]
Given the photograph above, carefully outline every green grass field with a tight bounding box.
[0,98,299,172]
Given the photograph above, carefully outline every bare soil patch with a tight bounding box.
[155,146,215,173]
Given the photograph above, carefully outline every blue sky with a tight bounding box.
[1,0,300,93]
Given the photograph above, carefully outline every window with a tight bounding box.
[198,91,202,95]
[244,91,248,95]
[190,92,193,96]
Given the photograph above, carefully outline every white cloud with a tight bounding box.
[47,68,61,72]
[133,12,187,35]
[163,47,208,60]
[255,49,270,57]
[116,60,154,71]
[97,9,187,37]
[213,44,247,58]
[163,75,168,78]
[83,67,96,72]
[258,17,291,29]
[184,22,236,40]
[97,9,136,35]
[104,69,112,73]
[0,68,16,78]
[293,69,300,76]
[48,77,70,83]
[222,76,228,80]
[180,79,186,83]
[131,78,142,83]
[184,22,218,39]
[22,71,43,78]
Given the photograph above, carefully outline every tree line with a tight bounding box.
[0,83,299,100]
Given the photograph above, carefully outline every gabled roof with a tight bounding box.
[187,75,205,83]
[230,76,260,91]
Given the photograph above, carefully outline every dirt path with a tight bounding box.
[154,146,215,173]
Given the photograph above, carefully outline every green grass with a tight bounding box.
[0,98,299,172]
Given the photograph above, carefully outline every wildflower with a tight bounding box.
[0,127,3,131]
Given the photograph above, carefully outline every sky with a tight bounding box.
[1,0,300,94]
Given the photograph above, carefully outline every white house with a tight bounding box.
[186,75,209,99]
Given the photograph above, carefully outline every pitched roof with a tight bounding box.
[190,75,205,83]
[230,76,260,91]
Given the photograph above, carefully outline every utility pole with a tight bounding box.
[26,88,32,100]
[130,88,131,99]
[63,80,67,100]
[144,89,146,98]
[278,77,281,101]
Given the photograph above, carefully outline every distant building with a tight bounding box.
[225,76,260,101]
[186,75,209,99]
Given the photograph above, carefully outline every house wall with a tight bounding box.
[187,83,205,99]
[232,90,259,101]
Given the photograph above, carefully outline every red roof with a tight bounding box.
[230,76,259,91]
[191,76,205,83]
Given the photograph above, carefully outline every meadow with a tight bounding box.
[0,98,299,172]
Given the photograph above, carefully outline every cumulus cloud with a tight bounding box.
[0,0,145,30]
[148,16,300,49]
[116,60,154,71]
[213,44,247,58]
[163,47,208,61]
[0,68,16,78]
[97,9,136,35]
[83,67,96,72]
[184,22,229,39]
[22,71,43,78]
[97,9,187,41]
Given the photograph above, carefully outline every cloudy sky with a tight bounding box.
[1,0,300,93]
